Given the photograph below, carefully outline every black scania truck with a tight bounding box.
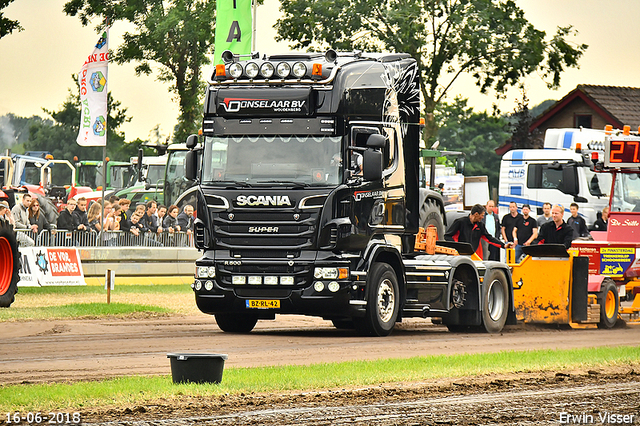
[185,50,515,336]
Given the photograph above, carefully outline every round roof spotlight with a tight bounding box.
[325,49,337,63]
[245,62,259,79]
[292,62,307,78]
[276,62,291,78]
[229,63,243,78]
[260,62,275,79]
[221,50,235,64]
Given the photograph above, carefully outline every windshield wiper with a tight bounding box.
[211,180,252,188]
[255,180,310,188]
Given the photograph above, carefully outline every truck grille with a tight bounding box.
[217,261,312,288]
[213,211,318,250]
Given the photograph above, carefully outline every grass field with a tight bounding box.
[1,346,639,413]
[1,284,198,320]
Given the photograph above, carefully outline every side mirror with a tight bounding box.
[186,134,198,149]
[185,150,198,181]
[366,134,386,149]
[136,148,144,182]
[362,148,383,181]
[455,156,465,174]
[562,165,578,195]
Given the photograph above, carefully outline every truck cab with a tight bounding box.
[186,50,514,336]
[499,128,610,225]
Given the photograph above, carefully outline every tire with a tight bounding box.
[420,199,444,239]
[598,278,619,329]
[481,270,509,333]
[0,220,20,308]
[214,313,258,333]
[331,319,354,330]
[354,262,399,337]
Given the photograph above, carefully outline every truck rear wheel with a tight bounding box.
[354,262,399,337]
[598,279,619,329]
[481,270,509,333]
[0,220,20,308]
[420,200,444,239]
[214,313,258,333]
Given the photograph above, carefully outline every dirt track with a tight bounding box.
[84,374,640,425]
[2,314,640,385]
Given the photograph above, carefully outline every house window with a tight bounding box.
[574,114,592,128]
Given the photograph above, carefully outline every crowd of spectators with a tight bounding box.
[454,199,608,263]
[0,193,195,248]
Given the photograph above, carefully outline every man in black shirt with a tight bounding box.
[445,204,513,258]
[72,197,90,232]
[501,201,522,244]
[591,206,609,231]
[567,202,590,239]
[534,204,574,249]
[513,203,538,262]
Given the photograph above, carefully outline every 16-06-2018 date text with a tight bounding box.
[5,412,81,424]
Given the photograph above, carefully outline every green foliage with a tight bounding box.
[2,345,639,412]
[434,97,510,192]
[0,114,51,153]
[276,0,587,139]
[64,0,217,143]
[0,0,21,39]
[509,89,542,150]
[23,80,148,162]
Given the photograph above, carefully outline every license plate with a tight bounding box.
[246,299,280,309]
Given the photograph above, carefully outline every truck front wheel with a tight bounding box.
[0,220,19,308]
[354,262,399,337]
[598,279,619,329]
[481,270,509,333]
[214,313,258,333]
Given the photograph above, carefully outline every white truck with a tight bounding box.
[499,128,611,226]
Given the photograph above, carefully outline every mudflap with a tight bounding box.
[571,256,589,323]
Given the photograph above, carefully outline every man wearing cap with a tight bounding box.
[0,201,10,219]
[512,203,538,262]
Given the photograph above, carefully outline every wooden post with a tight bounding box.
[105,269,114,304]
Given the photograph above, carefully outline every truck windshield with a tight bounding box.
[110,165,134,189]
[585,169,611,197]
[202,135,342,186]
[612,172,640,212]
[77,164,102,188]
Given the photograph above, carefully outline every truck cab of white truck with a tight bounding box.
[499,128,611,226]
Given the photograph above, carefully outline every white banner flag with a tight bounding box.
[77,29,109,147]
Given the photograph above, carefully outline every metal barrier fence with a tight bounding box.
[15,229,194,248]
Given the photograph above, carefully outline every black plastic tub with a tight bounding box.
[167,353,228,384]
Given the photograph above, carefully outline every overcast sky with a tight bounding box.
[1,0,639,145]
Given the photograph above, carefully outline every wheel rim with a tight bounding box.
[605,289,616,319]
[377,279,395,323]
[487,279,505,321]
[0,236,13,295]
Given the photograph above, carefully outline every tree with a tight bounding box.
[25,81,145,162]
[64,0,216,143]
[434,97,510,192]
[509,89,542,150]
[275,0,587,140]
[0,0,22,39]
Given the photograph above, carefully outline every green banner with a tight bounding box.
[214,0,253,65]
